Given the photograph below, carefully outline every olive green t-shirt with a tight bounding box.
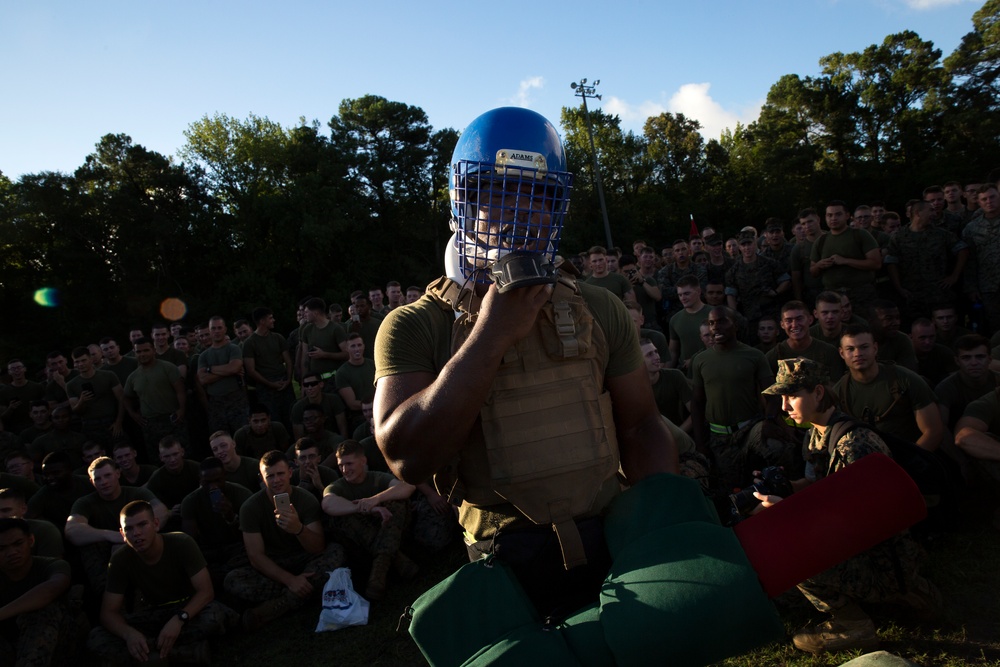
[934,372,997,430]
[106,532,206,607]
[962,390,1000,437]
[325,470,395,502]
[241,331,289,379]
[667,305,710,364]
[335,360,376,404]
[180,482,252,549]
[0,557,70,607]
[876,331,919,372]
[832,364,937,444]
[651,369,691,427]
[145,461,201,508]
[374,279,641,540]
[291,395,346,427]
[224,456,262,492]
[66,370,121,421]
[234,422,290,460]
[691,343,774,425]
[584,273,633,301]
[300,321,348,375]
[69,486,157,531]
[123,361,181,418]
[101,357,139,387]
[27,519,63,558]
[375,281,641,383]
[810,228,879,289]
[239,486,322,560]
[197,344,243,397]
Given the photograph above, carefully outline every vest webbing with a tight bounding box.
[425,276,619,569]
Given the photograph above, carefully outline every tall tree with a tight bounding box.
[820,31,944,168]
[643,112,705,187]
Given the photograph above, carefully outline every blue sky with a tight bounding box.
[1,0,984,179]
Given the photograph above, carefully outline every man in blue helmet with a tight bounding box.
[373,107,677,616]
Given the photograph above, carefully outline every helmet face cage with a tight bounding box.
[451,157,573,283]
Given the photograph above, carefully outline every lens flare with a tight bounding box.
[33,288,59,307]
[160,298,188,321]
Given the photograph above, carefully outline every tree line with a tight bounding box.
[1,0,997,364]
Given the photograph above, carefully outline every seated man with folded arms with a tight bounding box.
[0,518,76,667]
[321,440,417,600]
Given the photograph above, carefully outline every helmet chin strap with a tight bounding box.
[444,232,467,284]
[445,231,510,283]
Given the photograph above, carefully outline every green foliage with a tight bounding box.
[4,0,1000,362]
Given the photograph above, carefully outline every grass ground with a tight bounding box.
[211,497,1000,667]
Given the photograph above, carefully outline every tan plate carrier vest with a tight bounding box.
[426,275,620,569]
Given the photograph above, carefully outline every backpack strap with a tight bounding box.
[824,417,861,477]
[872,363,908,424]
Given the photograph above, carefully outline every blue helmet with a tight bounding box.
[449,107,573,283]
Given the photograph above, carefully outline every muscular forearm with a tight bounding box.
[373,482,415,504]
[100,608,139,641]
[617,412,678,482]
[0,576,69,620]
[182,585,214,619]
[955,427,1000,461]
[65,521,122,546]
[378,336,512,483]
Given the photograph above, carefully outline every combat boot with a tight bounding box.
[242,590,300,631]
[365,554,392,601]
[792,602,878,654]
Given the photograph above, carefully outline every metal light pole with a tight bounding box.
[570,78,613,249]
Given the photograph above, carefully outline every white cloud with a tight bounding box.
[604,96,667,124]
[667,83,758,139]
[900,0,970,9]
[509,76,545,107]
[602,83,762,140]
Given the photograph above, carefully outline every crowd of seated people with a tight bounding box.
[2,180,1000,662]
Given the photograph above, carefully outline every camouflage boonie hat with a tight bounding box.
[737,230,757,243]
[762,357,830,395]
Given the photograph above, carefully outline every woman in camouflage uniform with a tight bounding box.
[758,357,941,654]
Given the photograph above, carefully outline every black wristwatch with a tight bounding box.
[176,610,190,624]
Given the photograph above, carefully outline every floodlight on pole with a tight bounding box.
[570,78,613,249]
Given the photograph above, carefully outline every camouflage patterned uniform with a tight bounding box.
[962,213,1000,333]
[0,602,70,667]
[724,255,790,322]
[796,411,931,612]
[409,493,458,552]
[87,600,238,663]
[656,263,708,309]
[223,545,345,604]
[328,499,409,561]
[884,225,966,319]
[759,243,792,271]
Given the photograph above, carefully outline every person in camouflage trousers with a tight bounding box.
[725,231,791,325]
[0,518,84,667]
[759,358,941,654]
[321,441,419,600]
[885,200,968,324]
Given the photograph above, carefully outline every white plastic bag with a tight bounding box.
[315,567,370,632]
